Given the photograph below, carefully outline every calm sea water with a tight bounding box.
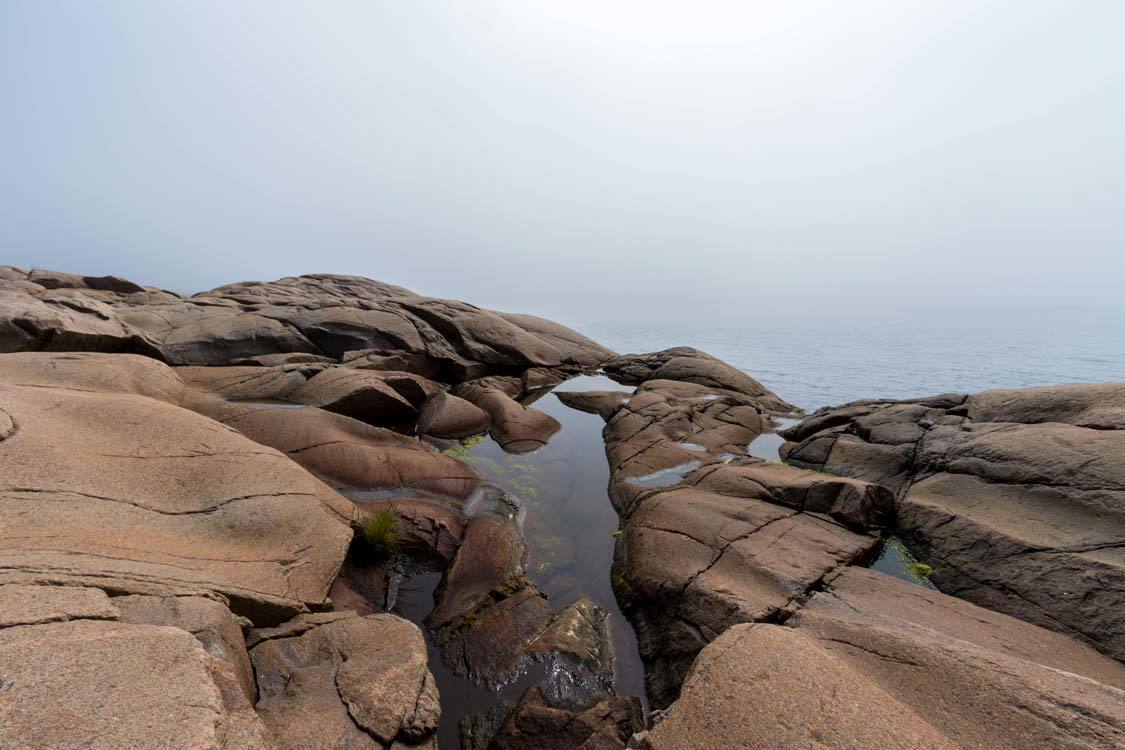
[541,304,1125,411]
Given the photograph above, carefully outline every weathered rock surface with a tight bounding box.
[0,268,615,373]
[0,583,119,629]
[555,389,630,420]
[250,611,439,749]
[782,382,1125,661]
[0,350,185,403]
[115,594,258,704]
[602,379,769,488]
[0,359,353,626]
[200,401,482,502]
[602,347,796,413]
[801,566,1125,690]
[425,514,616,703]
[177,364,306,401]
[0,616,270,749]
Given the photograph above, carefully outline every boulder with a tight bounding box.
[0,583,119,629]
[342,348,445,378]
[619,483,878,707]
[642,579,1125,748]
[555,390,630,420]
[250,612,439,749]
[634,624,957,750]
[590,378,887,707]
[801,566,1125,690]
[115,594,257,704]
[1,268,615,375]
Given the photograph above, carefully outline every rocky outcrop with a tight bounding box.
[249,611,440,749]
[602,347,796,413]
[0,267,615,373]
[0,354,353,626]
[635,567,1125,749]
[781,382,1125,662]
[0,586,271,750]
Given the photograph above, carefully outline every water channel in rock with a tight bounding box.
[393,374,647,748]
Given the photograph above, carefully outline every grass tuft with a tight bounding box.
[357,507,400,560]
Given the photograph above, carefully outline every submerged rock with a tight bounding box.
[487,687,644,750]
[782,381,1125,662]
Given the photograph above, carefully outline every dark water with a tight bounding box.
[392,572,555,750]
[871,537,938,589]
[396,374,646,748]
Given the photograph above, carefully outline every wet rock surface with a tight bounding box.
[485,687,644,750]
[782,382,1125,662]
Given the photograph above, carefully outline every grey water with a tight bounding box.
[529,305,1125,411]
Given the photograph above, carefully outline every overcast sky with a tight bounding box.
[2,2,1122,314]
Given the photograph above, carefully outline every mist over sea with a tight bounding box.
[486,298,1125,411]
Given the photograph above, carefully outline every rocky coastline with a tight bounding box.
[0,266,1122,749]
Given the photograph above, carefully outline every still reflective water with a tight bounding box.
[397,374,645,748]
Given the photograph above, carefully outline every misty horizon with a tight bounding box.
[3,2,1123,317]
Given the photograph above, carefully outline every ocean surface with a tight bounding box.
[525,303,1125,411]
